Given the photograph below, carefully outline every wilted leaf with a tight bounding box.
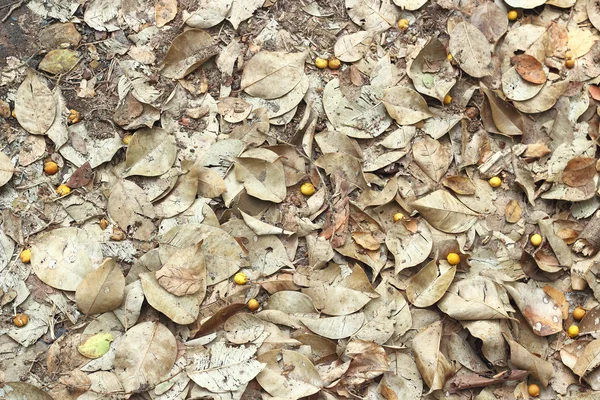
[386,219,433,273]
[300,313,365,339]
[107,179,156,241]
[197,166,227,198]
[224,313,265,344]
[449,21,492,78]
[257,350,322,399]
[406,260,457,307]
[413,136,453,182]
[83,0,119,31]
[78,333,114,359]
[113,281,144,330]
[514,79,570,114]
[226,0,264,29]
[155,242,206,296]
[573,339,600,377]
[323,79,392,138]
[503,281,563,336]
[507,339,554,386]
[141,272,202,324]
[315,153,367,190]
[235,148,287,203]
[481,88,524,135]
[0,152,14,187]
[505,200,522,223]
[114,321,177,393]
[563,157,596,187]
[265,291,317,314]
[187,342,265,392]
[155,0,177,27]
[382,86,433,125]
[346,0,399,33]
[15,71,56,135]
[470,2,508,43]
[412,321,454,393]
[160,29,218,79]
[241,51,306,99]
[38,49,79,75]
[437,277,513,320]
[31,227,103,291]
[511,54,547,84]
[411,190,478,233]
[441,175,476,195]
[334,31,373,62]
[76,258,125,315]
[379,353,423,399]
[408,38,456,102]
[184,0,233,28]
[124,128,177,178]
[0,382,53,400]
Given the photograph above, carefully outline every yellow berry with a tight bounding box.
[568,324,579,338]
[447,53,457,66]
[247,298,259,311]
[13,313,29,327]
[443,94,452,105]
[56,184,71,196]
[44,161,59,175]
[233,272,247,285]
[565,59,576,69]
[528,384,540,397]
[565,52,574,60]
[315,57,328,69]
[446,253,461,265]
[398,18,409,30]
[300,182,316,196]
[122,135,133,145]
[328,58,341,70]
[19,249,31,263]
[489,176,502,188]
[67,109,81,124]
[393,212,404,222]
[99,218,109,230]
[530,234,543,247]
[507,10,518,21]
[573,307,586,321]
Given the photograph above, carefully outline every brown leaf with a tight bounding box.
[155,242,206,296]
[562,157,596,187]
[523,143,552,158]
[590,85,600,101]
[349,65,364,86]
[75,258,125,315]
[66,161,93,188]
[505,200,522,223]
[155,0,177,27]
[511,54,547,85]
[441,175,476,195]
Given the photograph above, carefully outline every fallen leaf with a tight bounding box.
[408,37,456,102]
[411,190,479,233]
[0,152,14,187]
[241,51,306,99]
[412,321,454,393]
[386,219,433,273]
[14,71,56,135]
[505,200,522,223]
[300,313,365,339]
[113,281,144,330]
[0,382,53,400]
[78,333,114,359]
[506,339,554,386]
[441,175,476,195]
[226,0,264,29]
[470,2,508,43]
[511,54,547,84]
[155,242,206,296]
[76,258,125,315]
[256,350,322,399]
[155,0,177,27]
[406,260,457,307]
[38,49,79,75]
[412,136,453,182]
[437,277,514,320]
[382,86,433,125]
[449,21,492,78]
[563,157,596,187]
[114,321,177,393]
[160,29,218,79]
[346,0,399,33]
[124,128,177,178]
[141,272,202,324]
[184,0,233,28]
[334,31,373,62]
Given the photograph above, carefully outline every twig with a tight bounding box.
[1,0,23,22]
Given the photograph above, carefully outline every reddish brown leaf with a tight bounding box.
[505,200,522,223]
[590,85,600,101]
[511,54,546,85]
[66,162,93,188]
[441,175,476,195]
[562,157,596,187]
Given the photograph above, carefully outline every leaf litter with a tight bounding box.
[2,0,600,398]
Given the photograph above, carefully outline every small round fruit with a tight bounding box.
[489,176,502,188]
[443,95,452,105]
[393,212,404,222]
[19,249,31,263]
[568,324,579,338]
[99,218,109,230]
[447,253,461,265]
[530,234,543,247]
[398,18,409,30]
[56,184,71,196]
[565,52,574,60]
[573,307,586,321]
[122,135,133,145]
[328,58,341,70]
[44,161,59,175]
[68,109,81,124]
[315,57,328,69]
[247,298,259,311]
[528,384,540,397]
[301,182,316,196]
[565,59,576,69]
[447,53,457,65]
[234,272,248,285]
[507,10,518,21]
[13,313,28,327]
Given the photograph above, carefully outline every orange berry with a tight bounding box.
[13,313,29,327]
[44,161,59,175]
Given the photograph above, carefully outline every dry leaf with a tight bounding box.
[346,0,399,33]
[114,321,177,393]
[506,339,554,386]
[0,152,14,187]
[256,350,322,399]
[386,219,433,273]
[573,339,600,377]
[334,31,373,62]
[300,313,365,339]
[413,136,453,182]
[241,51,306,99]
[113,281,144,330]
[411,190,478,233]
[408,37,457,102]
[76,258,125,315]
[412,321,454,393]
[505,200,522,223]
[235,149,287,203]
[503,281,563,336]
[449,21,492,78]
[155,0,177,27]
[226,0,264,29]
[124,128,177,178]
[155,242,206,296]
[382,86,433,125]
[441,175,476,195]
[511,54,547,85]
[160,29,218,79]
[14,71,56,135]
[470,2,508,43]
[184,0,233,28]
[141,272,203,324]
[437,277,513,320]
[563,157,596,187]
[406,260,457,307]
